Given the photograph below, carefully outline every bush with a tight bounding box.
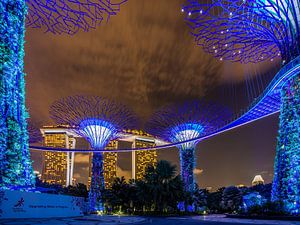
[245,201,286,216]
[221,186,243,213]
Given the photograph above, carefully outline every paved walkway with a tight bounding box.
[0,215,147,225]
[2,215,300,225]
[192,214,300,225]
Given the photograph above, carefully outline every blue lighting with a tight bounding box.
[79,119,117,150]
[170,123,203,150]
[0,0,127,193]
[183,0,300,63]
[178,1,300,212]
[30,57,300,154]
[29,58,300,215]
[50,95,136,212]
[147,101,231,193]
[222,56,300,132]
[25,0,128,34]
[170,123,204,192]
[271,74,300,214]
[0,0,35,189]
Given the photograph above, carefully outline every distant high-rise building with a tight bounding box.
[40,126,163,188]
[40,126,76,186]
[103,140,118,189]
[129,130,157,180]
[252,175,264,186]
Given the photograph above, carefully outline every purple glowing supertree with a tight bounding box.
[183,0,300,213]
[146,101,231,193]
[26,0,127,34]
[182,0,300,64]
[49,95,137,212]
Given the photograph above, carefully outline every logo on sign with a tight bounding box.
[13,197,25,213]
[14,198,25,207]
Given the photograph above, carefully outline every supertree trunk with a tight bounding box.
[89,152,105,212]
[0,0,35,189]
[179,147,196,193]
[272,75,300,214]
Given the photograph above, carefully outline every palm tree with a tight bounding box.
[104,160,185,214]
[221,186,243,212]
[103,176,130,212]
[144,160,184,212]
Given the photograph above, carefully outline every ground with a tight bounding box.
[1,215,300,225]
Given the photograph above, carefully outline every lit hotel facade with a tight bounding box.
[40,126,76,186]
[39,127,164,188]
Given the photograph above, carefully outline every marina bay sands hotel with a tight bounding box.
[39,126,164,188]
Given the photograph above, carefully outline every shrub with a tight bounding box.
[245,201,286,216]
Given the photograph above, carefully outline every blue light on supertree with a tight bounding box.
[0,0,35,189]
[49,95,136,212]
[271,75,300,214]
[26,0,128,34]
[183,0,300,214]
[182,0,300,63]
[146,101,231,193]
[0,0,126,190]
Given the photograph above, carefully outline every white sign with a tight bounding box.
[0,190,85,218]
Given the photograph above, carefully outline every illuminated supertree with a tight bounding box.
[0,0,126,189]
[146,101,231,193]
[182,0,299,64]
[50,95,136,212]
[183,0,300,213]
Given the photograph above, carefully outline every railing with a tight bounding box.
[29,56,300,153]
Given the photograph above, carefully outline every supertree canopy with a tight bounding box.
[0,0,126,190]
[183,0,300,214]
[146,101,231,193]
[26,0,127,34]
[182,0,300,63]
[50,95,137,212]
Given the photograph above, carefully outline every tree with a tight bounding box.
[207,188,224,213]
[65,183,88,198]
[102,176,133,213]
[221,186,243,212]
[194,187,209,209]
[103,160,186,214]
[143,160,185,212]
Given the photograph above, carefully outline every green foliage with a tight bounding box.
[0,0,34,189]
[247,183,272,201]
[103,160,185,214]
[193,187,209,208]
[35,177,88,198]
[221,186,243,212]
[207,187,224,213]
[272,76,300,214]
[245,201,286,216]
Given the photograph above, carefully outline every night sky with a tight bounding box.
[25,0,279,189]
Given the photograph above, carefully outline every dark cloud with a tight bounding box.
[25,0,222,123]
